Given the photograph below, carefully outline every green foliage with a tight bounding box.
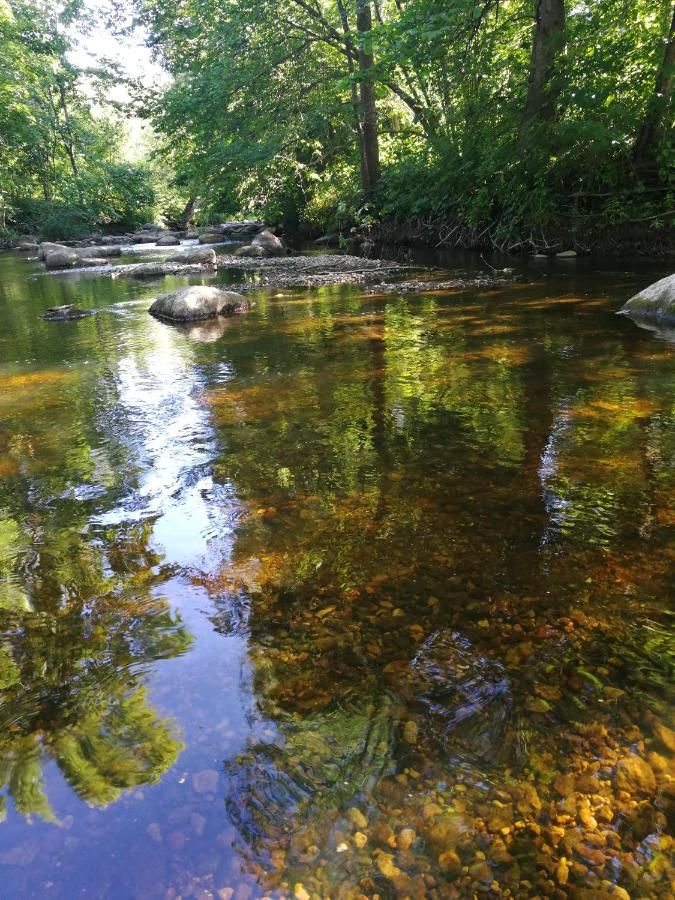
[0,0,158,239]
[134,0,674,241]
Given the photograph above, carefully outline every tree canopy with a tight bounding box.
[0,0,156,238]
[135,0,674,245]
[1,0,673,246]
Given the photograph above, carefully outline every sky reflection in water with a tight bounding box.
[0,251,674,897]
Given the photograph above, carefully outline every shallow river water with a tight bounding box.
[0,246,674,899]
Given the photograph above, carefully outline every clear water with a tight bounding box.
[0,247,674,898]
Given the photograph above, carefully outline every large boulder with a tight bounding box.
[148,286,251,321]
[76,245,122,258]
[220,222,263,238]
[619,273,675,323]
[251,228,287,256]
[198,233,225,245]
[156,234,180,246]
[44,249,81,269]
[38,242,68,260]
[165,248,217,265]
[44,250,107,269]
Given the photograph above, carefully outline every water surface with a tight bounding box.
[0,248,674,898]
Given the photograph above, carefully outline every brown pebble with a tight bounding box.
[346,807,368,831]
[397,827,416,851]
[166,830,187,853]
[555,858,569,885]
[574,842,605,868]
[438,850,461,871]
[615,757,656,796]
[192,769,220,794]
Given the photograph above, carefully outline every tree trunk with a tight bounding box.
[356,0,380,192]
[178,196,197,227]
[336,0,371,194]
[522,0,565,128]
[633,2,675,167]
[57,81,78,177]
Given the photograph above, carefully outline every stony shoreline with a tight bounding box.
[101,255,517,293]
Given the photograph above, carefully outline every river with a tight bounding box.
[0,245,673,898]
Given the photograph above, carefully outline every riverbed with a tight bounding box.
[0,246,673,898]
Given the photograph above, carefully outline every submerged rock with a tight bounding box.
[148,286,252,321]
[192,769,220,794]
[615,756,656,796]
[411,630,511,760]
[619,273,675,322]
[41,304,95,321]
[198,232,226,244]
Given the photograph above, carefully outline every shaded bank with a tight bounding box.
[364,218,675,259]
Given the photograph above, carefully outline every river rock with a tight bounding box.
[156,234,180,246]
[234,245,266,258]
[38,241,68,260]
[165,248,217,265]
[220,222,263,237]
[651,718,675,753]
[251,228,287,256]
[15,238,38,251]
[192,769,220,793]
[75,245,122,258]
[41,304,95,321]
[44,249,82,269]
[149,286,251,321]
[556,249,577,258]
[620,273,675,322]
[199,233,225,244]
[0,839,40,866]
[410,629,511,760]
[615,756,656,795]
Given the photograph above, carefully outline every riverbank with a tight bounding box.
[6,217,675,261]
[358,219,675,259]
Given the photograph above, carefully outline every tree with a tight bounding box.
[633,0,675,169]
[356,0,380,191]
[522,0,566,128]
